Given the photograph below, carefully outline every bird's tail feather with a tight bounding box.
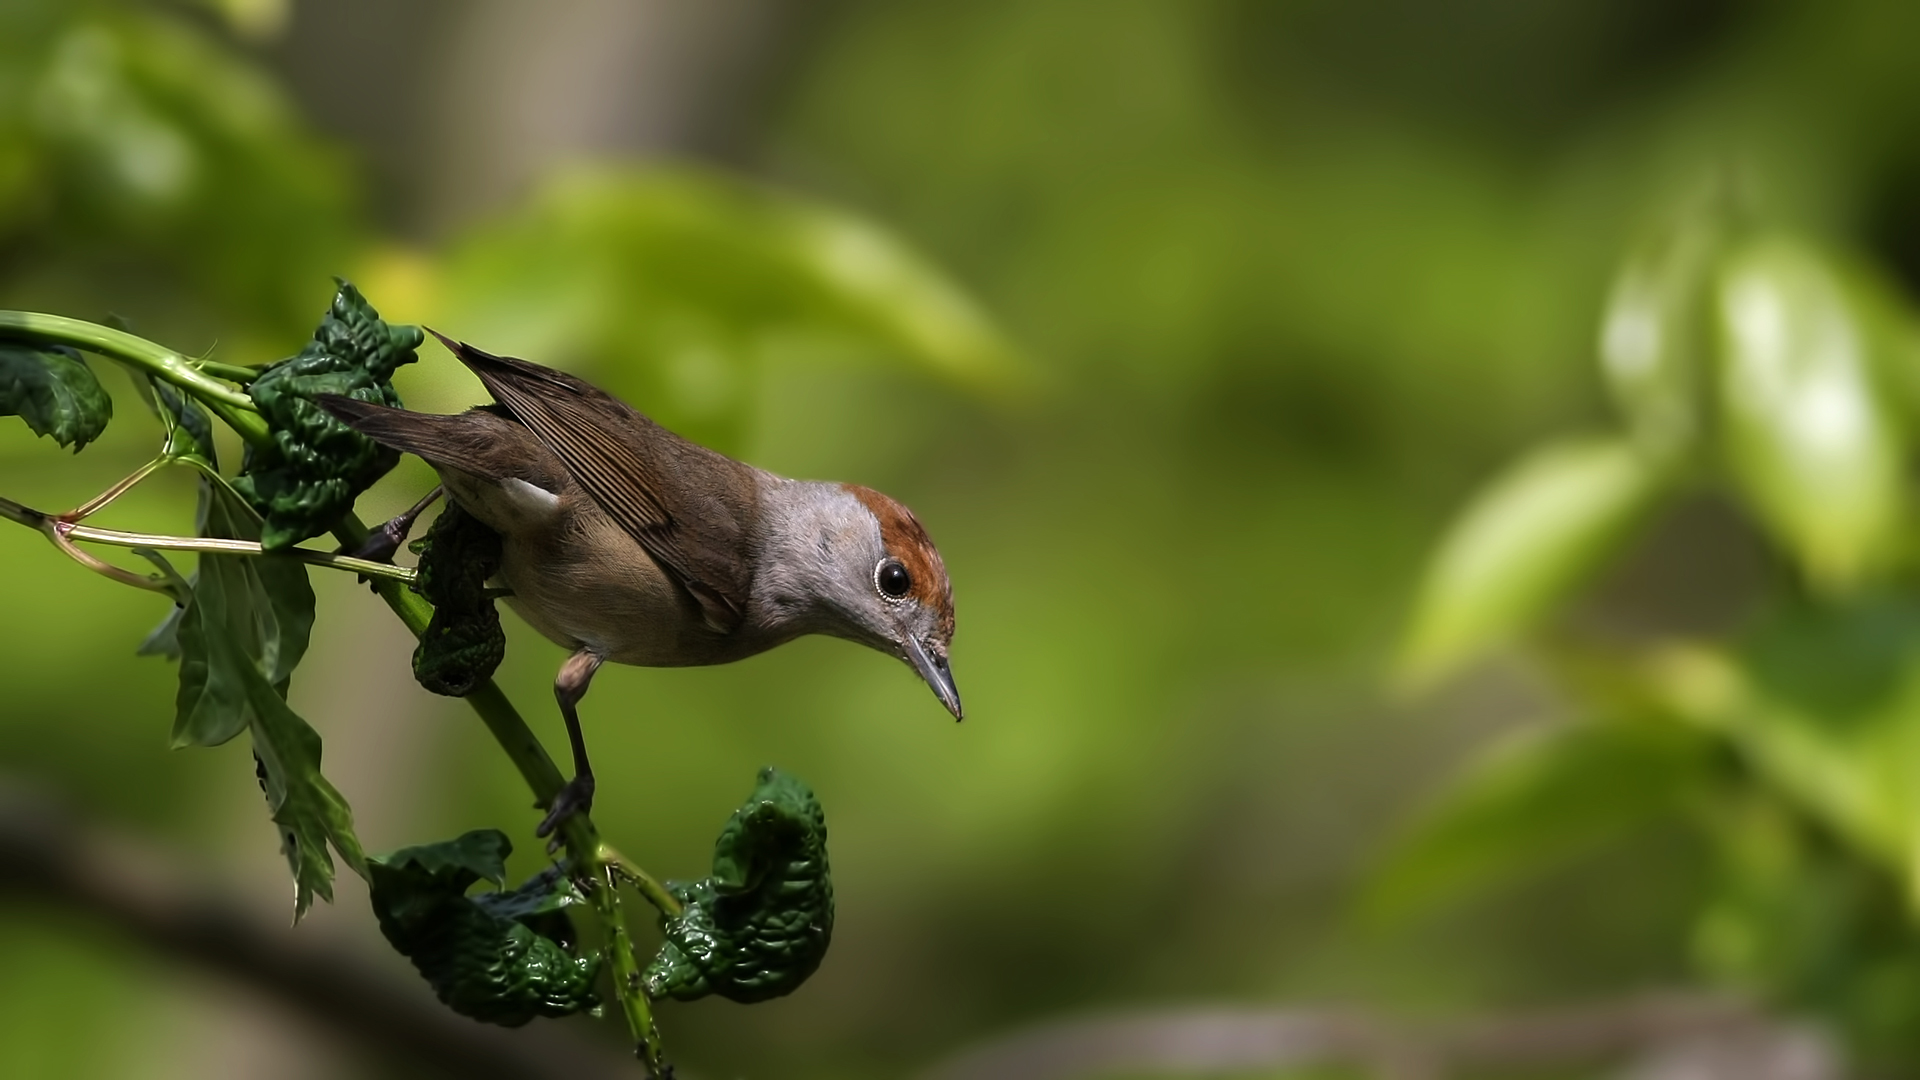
[316,394,519,482]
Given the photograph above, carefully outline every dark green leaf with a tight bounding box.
[170,485,316,745]
[132,548,194,659]
[250,674,366,918]
[645,767,834,1003]
[0,341,112,451]
[369,831,599,1027]
[135,375,219,468]
[233,280,421,549]
[149,482,354,918]
[409,502,506,697]
[379,830,510,893]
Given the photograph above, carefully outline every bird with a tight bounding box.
[317,330,959,839]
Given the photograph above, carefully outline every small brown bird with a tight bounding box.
[320,332,959,837]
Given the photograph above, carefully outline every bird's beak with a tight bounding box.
[905,636,963,720]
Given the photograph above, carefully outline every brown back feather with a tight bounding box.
[429,331,761,630]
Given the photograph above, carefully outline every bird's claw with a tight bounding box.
[347,517,412,563]
[536,773,596,851]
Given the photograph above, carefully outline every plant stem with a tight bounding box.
[0,311,269,447]
[72,522,417,584]
[62,458,166,521]
[603,845,683,919]
[598,861,669,1076]
[330,515,672,1074]
[195,359,263,383]
[0,493,416,586]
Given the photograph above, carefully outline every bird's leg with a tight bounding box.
[348,485,444,562]
[536,648,605,845]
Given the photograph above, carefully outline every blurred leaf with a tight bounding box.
[1599,211,1721,459]
[9,5,363,333]
[437,165,1020,450]
[234,280,420,549]
[646,767,834,1004]
[183,0,288,40]
[1713,236,1906,589]
[170,484,315,745]
[0,341,111,451]
[1400,436,1668,684]
[369,833,599,1027]
[1366,717,1717,924]
[1715,600,1920,905]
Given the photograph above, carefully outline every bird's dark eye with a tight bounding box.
[876,559,912,599]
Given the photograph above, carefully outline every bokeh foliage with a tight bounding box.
[9,0,1920,1078]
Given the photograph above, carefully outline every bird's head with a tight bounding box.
[812,483,960,719]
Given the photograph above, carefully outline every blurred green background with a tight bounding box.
[8,1,1920,1077]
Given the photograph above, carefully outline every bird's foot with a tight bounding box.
[535,772,596,850]
[346,486,443,563]
[347,514,414,563]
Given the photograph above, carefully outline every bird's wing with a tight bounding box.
[431,331,758,630]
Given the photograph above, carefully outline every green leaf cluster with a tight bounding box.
[368,830,601,1028]
[645,767,835,1003]
[233,280,421,549]
[0,341,112,452]
[408,501,506,697]
[1390,206,1920,1065]
[1402,209,1920,684]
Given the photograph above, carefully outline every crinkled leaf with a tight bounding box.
[1364,717,1717,925]
[0,341,112,451]
[378,830,510,893]
[645,767,834,1003]
[369,832,599,1027]
[1714,236,1906,589]
[233,280,420,549]
[169,485,315,745]
[1400,436,1668,685]
[409,502,506,697]
[250,673,366,919]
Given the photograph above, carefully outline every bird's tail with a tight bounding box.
[317,395,521,483]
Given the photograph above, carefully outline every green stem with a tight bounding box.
[63,458,166,521]
[0,312,269,447]
[195,359,263,383]
[599,861,669,1075]
[603,845,683,919]
[68,521,416,585]
[330,516,671,1074]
